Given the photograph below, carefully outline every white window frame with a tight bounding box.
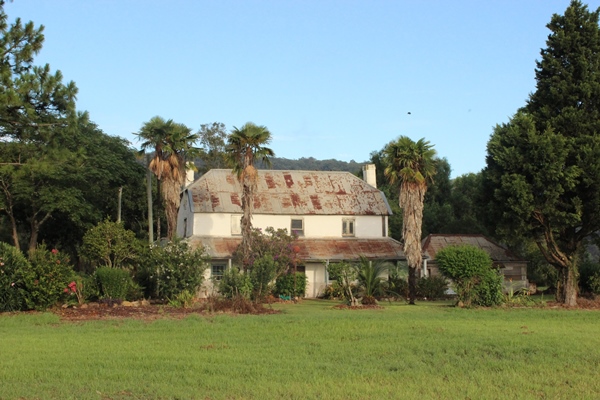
[342,218,355,237]
[291,218,304,236]
[231,215,242,235]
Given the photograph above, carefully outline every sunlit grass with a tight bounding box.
[1,301,599,399]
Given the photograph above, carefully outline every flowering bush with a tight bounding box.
[0,243,74,311]
[136,239,209,300]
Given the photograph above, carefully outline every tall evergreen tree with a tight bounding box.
[484,0,600,306]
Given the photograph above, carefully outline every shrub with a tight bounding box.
[0,242,33,312]
[249,255,277,301]
[218,267,253,299]
[327,261,359,306]
[387,264,408,299]
[0,243,76,312]
[436,244,503,307]
[416,276,449,300]
[136,239,209,300]
[81,219,141,270]
[26,245,76,310]
[95,267,135,301]
[274,272,307,298]
[357,256,390,300]
[579,259,600,294]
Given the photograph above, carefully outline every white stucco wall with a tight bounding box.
[305,262,328,298]
[191,213,387,238]
[176,191,194,238]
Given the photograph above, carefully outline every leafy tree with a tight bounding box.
[135,116,199,240]
[225,122,275,268]
[196,122,228,174]
[484,0,600,306]
[383,136,437,304]
[81,219,140,270]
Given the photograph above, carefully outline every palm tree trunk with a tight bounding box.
[400,182,426,305]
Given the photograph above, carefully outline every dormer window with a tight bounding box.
[342,218,355,237]
[291,218,304,236]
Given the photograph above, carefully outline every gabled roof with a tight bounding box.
[186,169,392,216]
[187,236,405,261]
[421,234,525,262]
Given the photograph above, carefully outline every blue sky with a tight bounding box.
[6,0,600,178]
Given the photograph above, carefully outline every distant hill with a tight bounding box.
[267,157,366,173]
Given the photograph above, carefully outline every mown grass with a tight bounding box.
[1,301,599,399]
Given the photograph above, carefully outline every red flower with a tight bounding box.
[63,288,69,293]
[51,249,58,254]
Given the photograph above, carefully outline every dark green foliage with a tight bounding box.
[136,239,209,300]
[436,244,503,307]
[416,276,449,300]
[0,242,34,311]
[484,1,600,305]
[249,255,277,300]
[81,219,140,270]
[356,257,390,301]
[274,272,307,298]
[269,157,364,173]
[578,259,600,294]
[0,243,75,311]
[218,267,253,299]
[26,245,75,310]
[387,263,409,299]
[95,267,134,301]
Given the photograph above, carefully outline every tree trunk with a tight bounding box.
[408,266,417,305]
[556,265,578,307]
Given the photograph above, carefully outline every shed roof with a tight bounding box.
[188,236,405,261]
[421,234,525,262]
[186,169,392,216]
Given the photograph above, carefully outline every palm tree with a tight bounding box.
[383,136,436,304]
[225,122,274,269]
[135,116,199,241]
[356,256,391,305]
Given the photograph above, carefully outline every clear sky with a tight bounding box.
[6,0,600,178]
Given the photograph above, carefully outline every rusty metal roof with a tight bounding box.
[186,169,392,216]
[421,234,525,262]
[187,236,405,261]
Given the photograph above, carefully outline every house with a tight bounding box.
[421,234,528,290]
[177,165,405,297]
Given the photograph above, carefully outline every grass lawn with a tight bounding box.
[1,300,599,399]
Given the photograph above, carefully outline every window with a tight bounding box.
[212,264,226,281]
[231,215,241,235]
[291,218,304,236]
[342,218,355,237]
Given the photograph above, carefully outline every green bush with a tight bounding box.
[416,276,449,300]
[274,272,307,298]
[436,244,503,307]
[0,242,33,311]
[95,267,136,301]
[218,267,253,299]
[81,219,141,270]
[249,255,277,301]
[0,243,75,312]
[136,239,209,300]
[579,259,600,294]
[26,245,76,310]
